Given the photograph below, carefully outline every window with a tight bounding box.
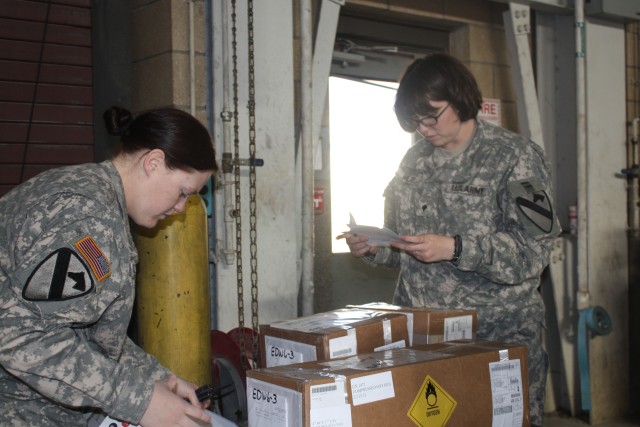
[329,76,412,253]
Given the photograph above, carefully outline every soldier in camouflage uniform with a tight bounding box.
[341,54,560,426]
[0,107,217,426]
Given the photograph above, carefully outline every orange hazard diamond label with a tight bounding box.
[407,375,457,427]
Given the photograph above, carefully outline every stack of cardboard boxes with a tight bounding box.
[250,304,530,426]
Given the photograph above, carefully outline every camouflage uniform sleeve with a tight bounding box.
[112,338,173,421]
[455,143,561,284]
[103,340,173,422]
[120,337,172,383]
[0,193,165,424]
[0,294,157,423]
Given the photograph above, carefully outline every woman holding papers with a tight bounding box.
[338,53,560,427]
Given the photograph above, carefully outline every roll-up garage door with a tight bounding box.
[0,0,92,197]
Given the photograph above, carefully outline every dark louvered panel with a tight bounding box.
[0,39,91,66]
[0,143,25,163]
[0,1,90,27]
[0,82,93,104]
[0,61,93,85]
[0,18,91,46]
[26,143,93,164]
[0,123,28,142]
[0,102,31,122]
[29,123,93,144]
[0,0,93,197]
[33,104,93,124]
[0,164,22,186]
[37,83,92,104]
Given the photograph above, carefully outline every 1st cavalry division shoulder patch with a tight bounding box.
[23,236,110,301]
[23,248,95,301]
[508,178,556,236]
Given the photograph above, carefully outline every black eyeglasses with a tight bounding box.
[413,104,450,129]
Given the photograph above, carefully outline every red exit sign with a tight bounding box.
[479,98,501,126]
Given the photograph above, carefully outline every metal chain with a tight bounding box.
[246,0,260,369]
[230,0,259,371]
[229,0,246,373]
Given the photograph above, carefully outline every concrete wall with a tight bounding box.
[131,0,208,121]
[585,19,629,423]
[626,17,640,414]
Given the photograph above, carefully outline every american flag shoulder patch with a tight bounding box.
[74,236,111,282]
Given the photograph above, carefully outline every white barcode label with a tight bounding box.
[312,384,338,394]
[311,380,345,409]
[309,379,352,426]
[329,334,357,359]
[489,359,524,427]
[443,315,473,341]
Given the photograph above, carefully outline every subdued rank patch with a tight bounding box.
[74,236,111,282]
[23,248,95,301]
[508,178,555,235]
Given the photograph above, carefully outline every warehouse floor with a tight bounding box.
[545,412,640,426]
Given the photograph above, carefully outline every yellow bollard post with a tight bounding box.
[134,194,211,387]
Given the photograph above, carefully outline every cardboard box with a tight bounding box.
[247,339,529,427]
[347,302,477,345]
[259,308,410,368]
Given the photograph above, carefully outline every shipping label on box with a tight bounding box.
[489,359,525,427]
[443,315,474,341]
[350,371,395,406]
[264,335,318,366]
[247,378,302,426]
[248,376,354,427]
[309,380,353,427]
[328,329,358,358]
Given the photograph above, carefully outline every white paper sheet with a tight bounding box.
[345,213,401,246]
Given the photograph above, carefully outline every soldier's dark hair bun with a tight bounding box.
[103,106,134,136]
[102,105,217,173]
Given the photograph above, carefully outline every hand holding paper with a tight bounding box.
[342,213,401,247]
